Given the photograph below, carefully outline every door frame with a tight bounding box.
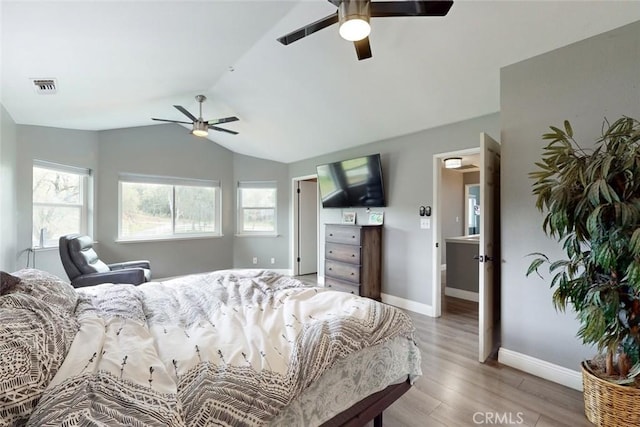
[431,147,480,318]
[291,174,320,276]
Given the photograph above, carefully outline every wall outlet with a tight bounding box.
[270,257,275,264]
[252,257,258,264]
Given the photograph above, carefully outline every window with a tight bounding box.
[32,161,92,248]
[119,174,221,241]
[237,181,277,235]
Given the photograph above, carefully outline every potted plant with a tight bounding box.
[527,116,640,426]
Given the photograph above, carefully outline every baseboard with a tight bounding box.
[498,347,583,391]
[381,293,434,317]
[444,287,479,302]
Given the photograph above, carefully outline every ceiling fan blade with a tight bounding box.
[209,125,239,135]
[173,105,198,122]
[277,12,339,45]
[370,1,454,18]
[207,116,239,125]
[152,118,193,125]
[354,37,372,61]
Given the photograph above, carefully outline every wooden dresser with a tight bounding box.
[324,224,382,301]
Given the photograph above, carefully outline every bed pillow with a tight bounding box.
[0,271,21,295]
[0,292,79,425]
[9,268,78,315]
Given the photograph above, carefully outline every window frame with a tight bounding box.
[236,181,278,236]
[32,160,92,249]
[118,173,222,242]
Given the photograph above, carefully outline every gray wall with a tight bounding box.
[501,21,640,369]
[440,168,463,264]
[97,124,236,279]
[232,153,289,269]
[0,104,18,271]
[289,113,500,305]
[15,125,99,279]
[463,171,480,186]
[7,121,290,280]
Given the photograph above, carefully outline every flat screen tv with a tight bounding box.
[316,153,386,208]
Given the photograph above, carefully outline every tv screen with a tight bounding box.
[316,154,386,208]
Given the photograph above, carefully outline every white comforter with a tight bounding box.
[26,270,419,426]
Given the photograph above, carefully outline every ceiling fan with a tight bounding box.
[152,95,239,137]
[277,0,453,60]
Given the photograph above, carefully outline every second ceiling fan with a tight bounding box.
[152,95,239,137]
[277,0,454,61]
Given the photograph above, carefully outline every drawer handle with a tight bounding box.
[329,250,333,253]
[351,254,355,257]
[350,272,354,276]
[329,268,333,271]
[329,233,333,236]
[352,235,355,239]
[350,291,354,294]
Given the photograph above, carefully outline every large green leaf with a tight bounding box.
[564,120,573,138]
[630,228,640,257]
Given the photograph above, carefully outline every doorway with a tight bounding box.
[291,175,319,277]
[432,134,501,362]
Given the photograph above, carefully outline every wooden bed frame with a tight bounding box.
[320,378,411,427]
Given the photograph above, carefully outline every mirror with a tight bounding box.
[465,184,480,235]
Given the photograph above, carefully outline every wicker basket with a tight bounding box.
[582,361,640,426]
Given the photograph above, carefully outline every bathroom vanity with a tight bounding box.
[445,235,479,297]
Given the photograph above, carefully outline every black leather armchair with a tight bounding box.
[59,234,151,288]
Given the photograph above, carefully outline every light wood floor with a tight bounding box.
[294,274,590,427]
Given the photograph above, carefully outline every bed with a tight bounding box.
[0,268,421,426]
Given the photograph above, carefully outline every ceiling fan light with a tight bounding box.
[444,157,462,169]
[192,121,208,137]
[338,1,371,41]
[339,19,371,41]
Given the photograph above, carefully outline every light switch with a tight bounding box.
[420,218,431,229]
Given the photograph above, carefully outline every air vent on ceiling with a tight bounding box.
[31,78,57,94]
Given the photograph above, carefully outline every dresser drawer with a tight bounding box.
[325,243,361,264]
[326,225,362,245]
[325,277,360,295]
[325,259,360,284]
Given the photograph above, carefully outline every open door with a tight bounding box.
[479,133,501,362]
[296,179,318,275]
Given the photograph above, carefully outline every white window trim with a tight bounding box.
[237,181,278,236]
[32,160,92,249]
[118,173,222,241]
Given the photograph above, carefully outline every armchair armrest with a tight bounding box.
[108,260,150,270]
[72,268,146,288]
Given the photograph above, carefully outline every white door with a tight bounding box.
[298,180,318,275]
[479,133,501,362]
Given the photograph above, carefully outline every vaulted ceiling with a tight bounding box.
[2,1,640,163]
